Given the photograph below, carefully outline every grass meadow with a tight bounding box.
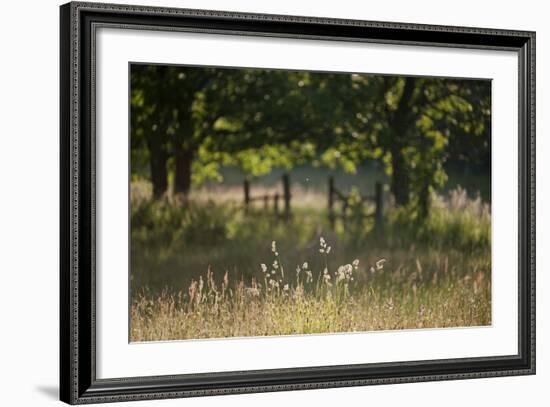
[130,168,491,342]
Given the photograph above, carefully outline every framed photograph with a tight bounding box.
[60,1,535,404]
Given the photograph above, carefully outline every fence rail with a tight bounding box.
[243,174,291,219]
[243,174,384,229]
[328,177,383,231]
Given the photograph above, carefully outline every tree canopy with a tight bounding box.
[130,64,491,215]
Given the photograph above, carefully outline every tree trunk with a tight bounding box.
[148,142,168,199]
[174,147,194,197]
[418,181,430,219]
[390,142,410,206]
[388,77,416,207]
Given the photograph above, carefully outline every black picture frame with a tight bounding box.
[60,2,536,404]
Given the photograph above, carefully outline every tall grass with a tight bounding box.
[131,237,490,341]
[375,187,491,252]
[130,183,491,341]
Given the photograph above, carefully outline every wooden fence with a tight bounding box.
[243,174,291,219]
[243,174,384,229]
[328,176,384,231]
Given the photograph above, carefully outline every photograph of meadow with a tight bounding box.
[129,64,491,342]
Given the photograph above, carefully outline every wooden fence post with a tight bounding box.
[282,173,291,220]
[375,182,383,231]
[263,194,269,210]
[244,179,250,214]
[328,176,335,230]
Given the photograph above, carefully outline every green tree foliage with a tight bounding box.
[304,74,491,217]
[130,64,490,216]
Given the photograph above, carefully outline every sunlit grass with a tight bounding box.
[130,183,491,341]
[131,236,491,341]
